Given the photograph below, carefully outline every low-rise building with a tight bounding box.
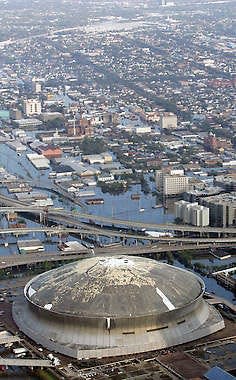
[83,153,113,164]
[17,239,44,254]
[184,187,223,202]
[97,173,115,182]
[13,118,43,128]
[39,145,62,159]
[6,140,26,152]
[39,112,64,122]
[27,153,50,170]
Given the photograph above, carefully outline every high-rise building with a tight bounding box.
[33,82,42,94]
[160,113,177,130]
[200,193,236,227]
[204,131,218,152]
[66,117,81,136]
[9,108,22,120]
[174,200,209,227]
[23,99,41,116]
[103,111,120,126]
[66,116,94,137]
[156,169,189,196]
[191,205,209,227]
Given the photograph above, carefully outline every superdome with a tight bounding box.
[13,256,224,359]
[24,256,204,317]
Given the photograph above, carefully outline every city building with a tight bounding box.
[204,131,232,153]
[39,112,64,122]
[156,169,189,196]
[103,111,120,126]
[160,113,177,130]
[66,116,94,137]
[175,200,209,227]
[23,99,42,116]
[82,153,113,164]
[13,256,224,359]
[12,118,43,128]
[214,174,236,192]
[32,81,42,94]
[38,145,62,159]
[200,193,236,227]
[9,108,22,120]
[184,187,224,203]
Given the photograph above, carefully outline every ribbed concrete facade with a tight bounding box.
[13,256,224,359]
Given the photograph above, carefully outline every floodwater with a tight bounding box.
[173,259,236,303]
[0,142,176,225]
[0,141,235,304]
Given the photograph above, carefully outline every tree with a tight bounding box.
[98,181,128,195]
[46,118,64,130]
[80,137,107,155]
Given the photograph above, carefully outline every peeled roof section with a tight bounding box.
[25,256,204,317]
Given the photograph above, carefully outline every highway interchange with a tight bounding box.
[0,192,236,235]
[0,192,235,270]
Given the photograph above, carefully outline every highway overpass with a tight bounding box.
[0,226,236,244]
[0,194,236,235]
[0,243,235,270]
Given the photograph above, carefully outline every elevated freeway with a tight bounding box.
[48,210,236,234]
[0,194,235,235]
[0,243,235,270]
[0,205,236,236]
[0,226,236,244]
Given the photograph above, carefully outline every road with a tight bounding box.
[206,295,236,313]
[0,19,146,49]
[48,209,236,234]
[0,193,235,234]
[0,243,234,270]
[212,267,236,275]
[0,358,52,367]
[1,226,236,245]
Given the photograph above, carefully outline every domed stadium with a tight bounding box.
[13,255,224,359]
